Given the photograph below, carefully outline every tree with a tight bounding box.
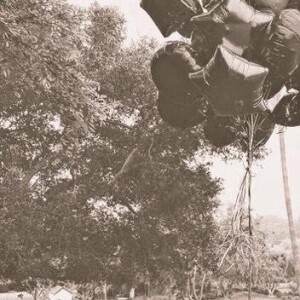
[0,1,230,292]
[0,0,105,189]
[0,0,119,282]
[212,208,291,298]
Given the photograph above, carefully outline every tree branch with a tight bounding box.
[111,147,139,184]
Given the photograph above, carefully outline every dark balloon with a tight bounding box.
[240,114,275,151]
[191,0,274,55]
[272,92,300,127]
[192,0,275,25]
[254,114,275,147]
[151,41,203,97]
[287,0,300,10]
[190,46,269,116]
[191,21,227,65]
[203,110,275,149]
[250,0,289,14]
[152,42,209,129]
[157,91,207,129]
[140,0,201,38]
[143,0,300,136]
[203,109,237,147]
[289,66,300,91]
[261,9,300,87]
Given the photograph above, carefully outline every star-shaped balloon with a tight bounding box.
[190,46,269,116]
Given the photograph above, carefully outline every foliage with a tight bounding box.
[212,210,291,297]
[0,0,227,292]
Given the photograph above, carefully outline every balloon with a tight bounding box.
[272,91,300,126]
[152,42,208,128]
[191,0,274,56]
[191,21,227,64]
[290,66,300,91]
[261,9,300,91]
[140,0,201,38]
[287,0,300,10]
[251,0,289,14]
[191,0,274,26]
[151,41,203,97]
[203,108,237,147]
[203,109,275,148]
[157,91,206,129]
[189,46,269,116]
[254,115,275,147]
[239,114,275,151]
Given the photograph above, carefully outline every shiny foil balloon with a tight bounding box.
[151,41,203,97]
[190,46,269,116]
[261,9,300,95]
[272,92,300,127]
[203,108,237,147]
[191,0,274,57]
[140,0,201,37]
[157,91,206,129]
[287,0,300,10]
[239,114,275,151]
[151,42,208,128]
[251,0,289,14]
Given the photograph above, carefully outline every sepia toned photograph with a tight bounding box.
[0,0,300,300]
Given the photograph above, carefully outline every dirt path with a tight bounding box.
[229,292,280,299]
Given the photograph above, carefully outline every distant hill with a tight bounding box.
[259,216,295,240]
[257,215,300,256]
[259,215,300,241]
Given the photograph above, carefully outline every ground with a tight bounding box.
[229,292,280,299]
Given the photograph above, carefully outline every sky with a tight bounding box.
[69,0,300,219]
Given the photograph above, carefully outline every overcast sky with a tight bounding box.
[69,0,300,220]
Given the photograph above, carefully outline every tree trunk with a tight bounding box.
[33,289,38,300]
[186,274,191,299]
[103,282,107,300]
[199,273,206,300]
[279,132,300,296]
[146,275,151,298]
[129,287,135,300]
[191,265,199,300]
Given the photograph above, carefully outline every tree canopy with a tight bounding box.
[0,0,256,296]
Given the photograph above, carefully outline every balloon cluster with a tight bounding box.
[141,0,300,148]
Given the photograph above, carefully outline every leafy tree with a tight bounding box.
[0,1,228,293]
[0,0,114,282]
